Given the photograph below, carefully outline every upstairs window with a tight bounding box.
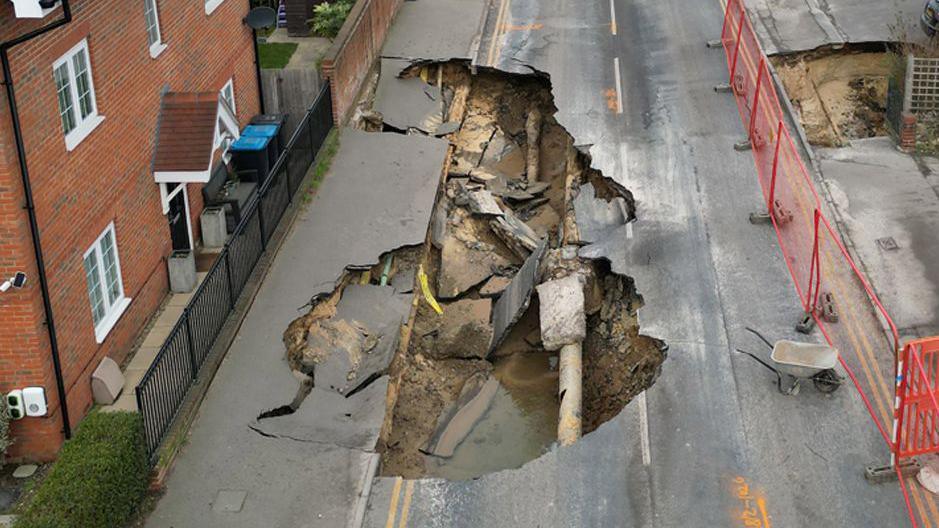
[144,0,166,57]
[83,223,130,342]
[53,39,103,151]
[205,0,225,15]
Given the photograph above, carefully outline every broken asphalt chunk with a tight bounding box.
[573,182,629,244]
[430,298,493,360]
[490,210,539,260]
[308,285,411,396]
[422,372,500,458]
[490,237,548,353]
[466,189,504,217]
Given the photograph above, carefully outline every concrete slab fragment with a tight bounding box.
[536,274,586,351]
[573,182,628,244]
[423,373,499,457]
[434,298,493,359]
[374,59,442,132]
[312,285,410,395]
[467,189,504,217]
[490,237,547,352]
[251,377,389,451]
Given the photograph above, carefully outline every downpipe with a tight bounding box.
[1,0,74,439]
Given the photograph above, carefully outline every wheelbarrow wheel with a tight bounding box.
[813,369,842,394]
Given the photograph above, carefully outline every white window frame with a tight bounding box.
[144,0,167,58]
[220,78,236,114]
[205,0,225,15]
[83,223,131,343]
[52,39,104,151]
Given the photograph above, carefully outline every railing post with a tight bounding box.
[769,120,783,213]
[748,58,765,138]
[135,384,148,453]
[807,209,822,314]
[184,311,198,380]
[224,249,235,309]
[257,195,268,251]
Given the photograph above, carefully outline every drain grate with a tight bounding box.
[876,237,900,251]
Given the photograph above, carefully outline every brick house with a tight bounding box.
[0,0,260,461]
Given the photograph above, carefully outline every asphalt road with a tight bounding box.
[363,0,921,526]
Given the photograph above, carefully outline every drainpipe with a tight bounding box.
[247,0,266,114]
[1,0,74,439]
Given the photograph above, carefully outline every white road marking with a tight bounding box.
[610,0,617,35]
[638,391,651,466]
[613,57,624,114]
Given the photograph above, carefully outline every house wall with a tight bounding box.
[0,0,260,461]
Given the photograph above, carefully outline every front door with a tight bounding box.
[166,185,192,251]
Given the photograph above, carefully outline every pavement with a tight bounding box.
[145,129,448,528]
[818,138,939,340]
[745,0,925,55]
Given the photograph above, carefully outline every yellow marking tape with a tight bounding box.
[418,265,444,315]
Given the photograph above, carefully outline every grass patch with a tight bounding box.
[14,411,149,528]
[259,42,299,69]
[303,128,341,204]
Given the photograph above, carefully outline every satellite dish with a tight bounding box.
[244,7,277,30]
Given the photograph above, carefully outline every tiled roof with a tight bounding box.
[153,92,219,173]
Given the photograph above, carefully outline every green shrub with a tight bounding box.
[311,0,354,39]
[0,397,11,461]
[14,411,149,528]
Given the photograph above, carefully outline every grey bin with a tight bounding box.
[201,206,227,248]
[168,250,197,293]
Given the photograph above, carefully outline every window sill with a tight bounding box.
[149,42,167,59]
[94,297,132,344]
[64,114,105,152]
[205,0,224,15]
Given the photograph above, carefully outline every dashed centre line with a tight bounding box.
[613,57,624,114]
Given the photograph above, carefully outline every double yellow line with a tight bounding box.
[385,478,416,528]
[486,0,512,67]
[720,0,938,524]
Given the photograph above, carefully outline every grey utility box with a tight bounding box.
[91,356,125,405]
[201,206,227,248]
[168,250,197,293]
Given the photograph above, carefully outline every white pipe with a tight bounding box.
[558,342,583,446]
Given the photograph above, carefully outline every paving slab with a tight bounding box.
[381,0,486,61]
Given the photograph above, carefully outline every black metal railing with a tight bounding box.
[136,84,334,461]
[886,75,904,137]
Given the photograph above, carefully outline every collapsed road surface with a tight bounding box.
[361,0,921,526]
[277,63,666,482]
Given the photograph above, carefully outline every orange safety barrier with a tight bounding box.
[896,339,939,459]
[718,0,934,525]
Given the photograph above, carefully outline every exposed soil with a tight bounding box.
[773,50,890,146]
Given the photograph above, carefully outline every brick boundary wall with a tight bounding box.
[320,0,402,123]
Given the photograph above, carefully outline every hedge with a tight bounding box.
[15,411,149,528]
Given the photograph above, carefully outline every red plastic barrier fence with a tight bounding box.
[719,0,931,525]
[896,338,939,459]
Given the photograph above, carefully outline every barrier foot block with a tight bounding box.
[865,459,921,484]
[748,212,772,225]
[713,83,732,93]
[734,140,752,151]
[821,292,839,323]
[795,313,816,335]
[706,39,723,49]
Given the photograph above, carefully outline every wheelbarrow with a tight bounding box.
[736,327,844,395]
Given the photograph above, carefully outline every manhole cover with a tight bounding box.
[212,490,247,513]
[876,237,899,251]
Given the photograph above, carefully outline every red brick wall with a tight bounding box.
[321,0,402,122]
[0,0,260,461]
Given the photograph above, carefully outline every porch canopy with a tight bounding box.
[153,92,239,184]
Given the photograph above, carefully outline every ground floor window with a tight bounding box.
[83,223,130,342]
